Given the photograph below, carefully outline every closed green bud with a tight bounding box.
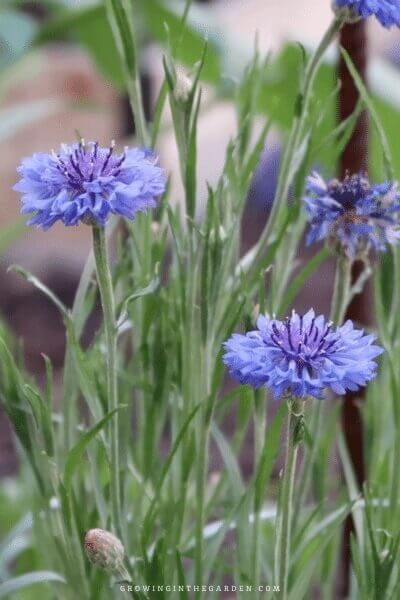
[84,529,126,577]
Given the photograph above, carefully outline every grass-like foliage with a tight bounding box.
[1,1,400,599]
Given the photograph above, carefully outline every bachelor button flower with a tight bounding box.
[14,141,166,229]
[303,172,400,258]
[333,0,400,28]
[223,309,383,400]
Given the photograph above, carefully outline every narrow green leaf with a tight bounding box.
[341,47,394,179]
[23,384,54,457]
[117,269,160,327]
[0,571,66,598]
[337,429,364,547]
[105,0,137,76]
[64,407,122,490]
[8,265,69,320]
[211,423,244,501]
[254,401,286,511]
[42,354,54,410]
[185,88,201,220]
[141,0,221,84]
[175,551,189,600]
[0,513,32,577]
[278,247,330,316]
[310,99,363,162]
[65,322,104,421]
[142,403,202,545]
[151,79,169,146]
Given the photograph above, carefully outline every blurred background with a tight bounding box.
[1,0,400,478]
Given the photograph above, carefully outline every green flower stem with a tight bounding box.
[294,254,352,520]
[126,76,149,148]
[389,249,400,334]
[92,226,123,539]
[330,253,353,325]
[239,16,343,282]
[105,0,149,147]
[194,340,214,598]
[61,348,75,452]
[278,398,304,600]
[61,221,119,453]
[252,390,266,597]
[389,363,400,518]
[194,409,210,597]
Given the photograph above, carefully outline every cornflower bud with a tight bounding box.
[84,528,129,579]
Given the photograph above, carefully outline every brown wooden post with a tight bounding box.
[338,20,369,597]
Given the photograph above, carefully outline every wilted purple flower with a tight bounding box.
[304,172,400,257]
[223,309,383,400]
[334,0,400,28]
[14,141,166,229]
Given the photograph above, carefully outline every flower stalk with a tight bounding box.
[194,343,214,599]
[331,253,353,325]
[252,390,266,597]
[277,397,304,600]
[294,253,352,518]
[194,407,210,595]
[92,226,122,539]
[242,16,343,281]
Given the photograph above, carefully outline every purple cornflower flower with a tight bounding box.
[303,172,400,258]
[223,309,383,400]
[334,0,400,28]
[14,141,166,229]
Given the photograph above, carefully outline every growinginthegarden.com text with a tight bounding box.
[119,585,281,593]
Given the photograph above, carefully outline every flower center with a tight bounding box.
[54,141,126,193]
[270,316,337,375]
[328,173,371,210]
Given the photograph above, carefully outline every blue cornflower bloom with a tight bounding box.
[14,141,166,229]
[303,172,400,257]
[223,309,383,400]
[334,0,400,28]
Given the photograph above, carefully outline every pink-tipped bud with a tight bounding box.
[84,529,125,576]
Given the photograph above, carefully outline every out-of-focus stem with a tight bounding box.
[106,0,149,147]
[277,398,304,600]
[330,254,353,325]
[194,408,209,597]
[194,340,213,599]
[92,226,123,540]
[252,390,266,598]
[240,16,343,282]
[294,254,352,519]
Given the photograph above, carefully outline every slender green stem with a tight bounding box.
[330,253,353,325]
[61,221,119,453]
[293,401,321,521]
[278,398,303,600]
[61,347,75,452]
[239,16,343,281]
[106,0,149,147]
[389,248,400,335]
[389,362,400,518]
[194,338,214,598]
[294,255,352,520]
[252,390,266,597]
[92,226,123,539]
[126,77,149,147]
[195,407,210,597]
